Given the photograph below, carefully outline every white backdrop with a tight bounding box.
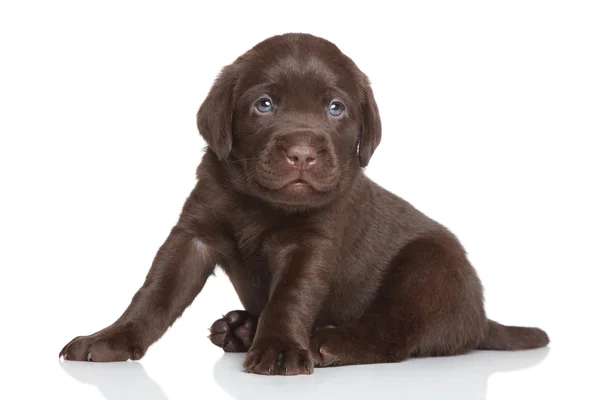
[1,1,598,399]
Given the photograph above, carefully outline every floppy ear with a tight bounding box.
[358,79,382,167]
[196,66,236,160]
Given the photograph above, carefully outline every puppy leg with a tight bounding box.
[209,310,257,352]
[60,226,218,362]
[243,236,336,375]
[311,235,486,367]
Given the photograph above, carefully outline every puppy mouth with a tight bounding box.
[282,179,314,194]
[287,179,310,187]
[252,165,341,198]
[252,174,340,208]
[256,177,319,192]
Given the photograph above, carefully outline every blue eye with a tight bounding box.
[328,101,344,116]
[256,98,273,113]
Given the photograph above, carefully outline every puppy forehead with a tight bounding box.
[264,55,338,86]
[235,37,362,104]
[236,54,357,105]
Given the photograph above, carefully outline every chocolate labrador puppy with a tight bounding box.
[59,33,549,375]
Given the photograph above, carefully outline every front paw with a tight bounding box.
[243,338,314,376]
[59,324,145,362]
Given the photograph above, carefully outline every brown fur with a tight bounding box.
[59,33,549,374]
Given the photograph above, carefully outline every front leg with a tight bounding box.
[59,225,217,361]
[243,237,335,375]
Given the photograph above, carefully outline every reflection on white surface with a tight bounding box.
[214,349,549,400]
[60,348,549,400]
[60,360,168,400]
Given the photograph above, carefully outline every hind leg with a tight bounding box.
[209,310,257,352]
[310,288,420,367]
[311,235,486,367]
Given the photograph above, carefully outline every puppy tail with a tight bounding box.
[476,319,549,350]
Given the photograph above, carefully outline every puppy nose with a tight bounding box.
[285,145,318,169]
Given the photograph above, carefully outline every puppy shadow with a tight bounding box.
[60,360,168,400]
[214,348,550,400]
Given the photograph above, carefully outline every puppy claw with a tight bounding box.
[132,348,143,360]
[319,347,336,366]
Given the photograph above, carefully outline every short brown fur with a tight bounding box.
[60,33,549,375]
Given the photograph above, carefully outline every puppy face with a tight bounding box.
[198,34,381,209]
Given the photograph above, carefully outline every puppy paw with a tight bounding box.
[209,310,257,352]
[59,325,145,362]
[243,339,313,375]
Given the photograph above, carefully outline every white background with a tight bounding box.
[1,1,598,399]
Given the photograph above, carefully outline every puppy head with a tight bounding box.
[197,33,381,209]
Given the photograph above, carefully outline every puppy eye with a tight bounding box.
[255,98,273,113]
[328,101,345,117]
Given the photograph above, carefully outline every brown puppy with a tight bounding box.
[59,33,549,375]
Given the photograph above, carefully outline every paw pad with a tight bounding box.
[209,310,256,352]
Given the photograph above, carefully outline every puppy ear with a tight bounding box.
[197,66,236,160]
[358,79,382,167]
